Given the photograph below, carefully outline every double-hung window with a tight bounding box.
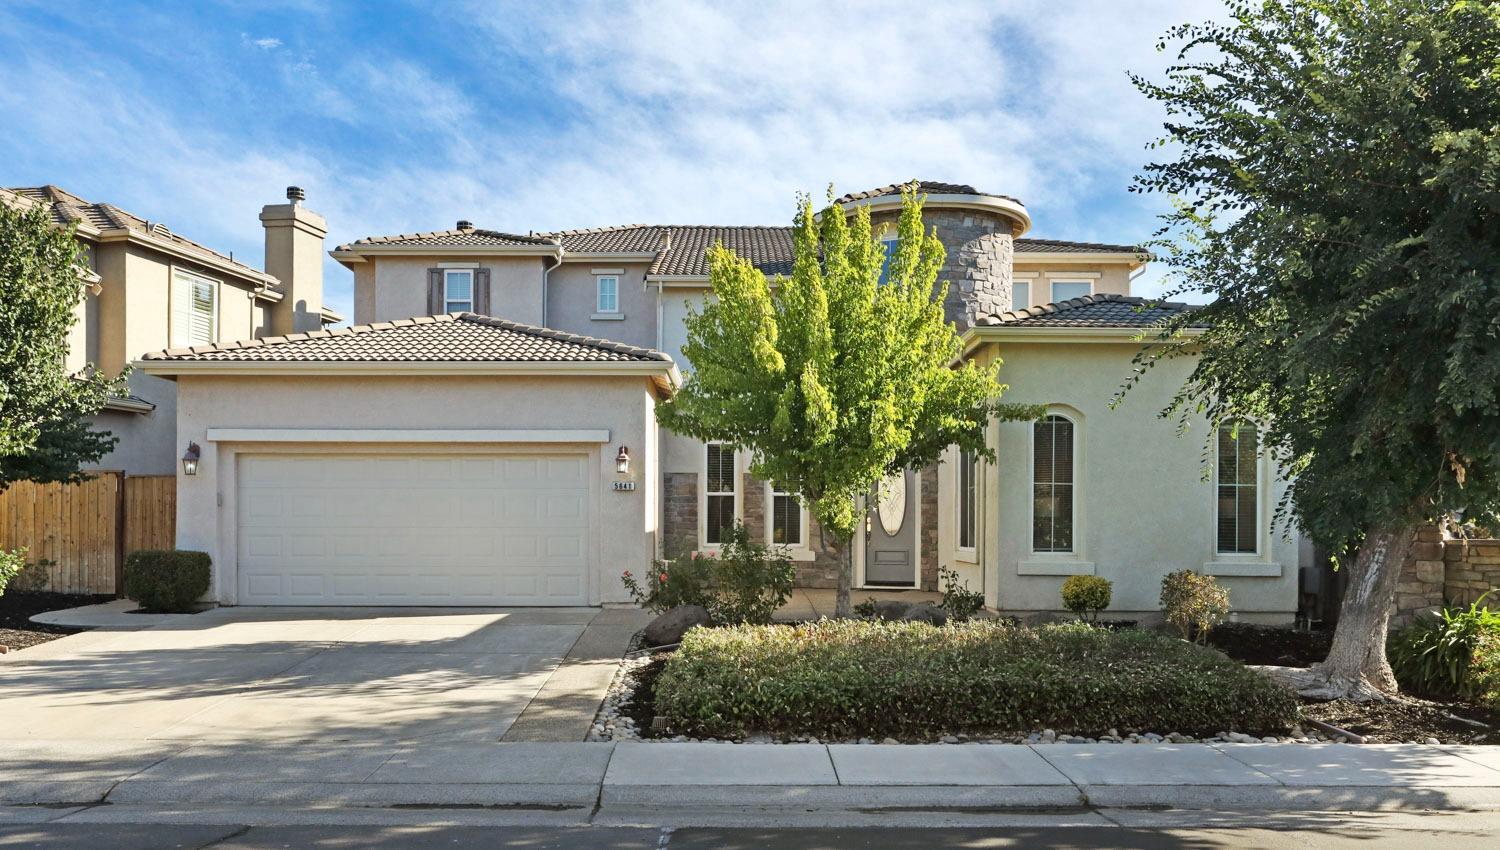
[1032,415,1075,553]
[443,269,474,313]
[596,276,620,313]
[705,443,736,545]
[170,269,217,348]
[771,484,802,546]
[1050,279,1092,302]
[1217,421,1259,554]
[958,449,977,550]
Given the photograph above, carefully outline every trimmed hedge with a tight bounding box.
[654,619,1299,739]
[124,550,211,613]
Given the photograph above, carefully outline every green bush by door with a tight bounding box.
[123,550,210,613]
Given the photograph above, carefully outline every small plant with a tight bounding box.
[1388,593,1500,698]
[622,524,794,625]
[1470,630,1500,711]
[0,549,26,597]
[1160,569,1230,643]
[937,565,985,622]
[123,550,211,613]
[1060,575,1112,622]
[853,597,879,619]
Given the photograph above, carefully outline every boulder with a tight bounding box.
[643,605,711,646]
[900,603,949,626]
[869,600,913,621]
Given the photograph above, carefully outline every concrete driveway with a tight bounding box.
[0,606,621,745]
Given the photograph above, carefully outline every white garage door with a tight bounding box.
[236,453,591,605]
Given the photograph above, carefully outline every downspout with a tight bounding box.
[541,245,563,327]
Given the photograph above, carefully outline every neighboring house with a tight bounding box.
[140,180,1304,622]
[2,185,342,475]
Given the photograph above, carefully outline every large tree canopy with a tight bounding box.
[1132,0,1500,696]
[0,198,120,491]
[657,189,1031,614]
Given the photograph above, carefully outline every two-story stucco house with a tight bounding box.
[3,185,342,475]
[141,181,1304,623]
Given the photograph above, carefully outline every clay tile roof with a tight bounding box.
[334,228,560,251]
[545,224,664,254]
[1014,237,1145,255]
[5,185,270,279]
[978,293,1206,329]
[649,226,795,276]
[139,313,673,363]
[834,179,1022,206]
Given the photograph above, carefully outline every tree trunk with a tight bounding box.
[835,539,853,618]
[1302,522,1416,701]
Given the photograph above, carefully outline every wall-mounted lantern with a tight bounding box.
[182,442,201,476]
[615,446,631,475]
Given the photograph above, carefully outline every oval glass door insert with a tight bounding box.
[876,473,906,536]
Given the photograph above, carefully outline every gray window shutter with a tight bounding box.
[474,268,491,316]
[427,269,443,315]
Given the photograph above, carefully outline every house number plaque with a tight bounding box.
[612,481,637,492]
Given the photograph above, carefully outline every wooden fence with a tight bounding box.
[0,473,176,596]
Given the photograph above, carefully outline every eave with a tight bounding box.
[94,227,279,288]
[957,324,1205,358]
[331,243,563,268]
[836,192,1032,237]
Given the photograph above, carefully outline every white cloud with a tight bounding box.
[244,35,283,50]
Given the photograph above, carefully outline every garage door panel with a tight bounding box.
[237,453,592,606]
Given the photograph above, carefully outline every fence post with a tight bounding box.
[114,472,127,597]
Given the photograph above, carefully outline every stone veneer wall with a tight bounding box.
[662,472,698,559]
[1391,525,1500,626]
[868,208,1017,332]
[744,472,844,588]
[920,463,939,591]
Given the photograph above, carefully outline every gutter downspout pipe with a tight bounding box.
[542,245,563,327]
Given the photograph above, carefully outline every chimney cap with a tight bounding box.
[286,186,306,202]
[456,220,474,230]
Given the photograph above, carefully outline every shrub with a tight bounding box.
[1060,575,1112,622]
[653,619,1299,739]
[0,549,25,597]
[1470,629,1500,711]
[1160,570,1230,643]
[123,550,211,613]
[938,565,985,622]
[622,524,794,625]
[1388,593,1500,698]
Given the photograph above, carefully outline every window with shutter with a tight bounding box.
[771,485,802,546]
[443,269,474,313]
[958,449,976,550]
[704,443,736,545]
[1217,421,1259,554]
[170,269,217,348]
[1032,415,1075,553]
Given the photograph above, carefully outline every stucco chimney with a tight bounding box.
[260,186,326,335]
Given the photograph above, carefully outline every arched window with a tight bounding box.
[1217,421,1259,554]
[1032,415,1075,553]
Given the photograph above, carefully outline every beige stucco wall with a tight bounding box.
[1011,262,1134,309]
[545,261,657,349]
[943,339,1300,623]
[365,256,549,325]
[172,372,660,606]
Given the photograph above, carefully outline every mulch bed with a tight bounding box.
[1206,622,1334,667]
[0,591,110,652]
[1303,695,1500,744]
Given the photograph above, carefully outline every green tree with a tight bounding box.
[657,188,1033,616]
[1131,0,1500,698]
[1,197,120,493]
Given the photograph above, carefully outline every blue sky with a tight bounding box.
[0,0,1212,322]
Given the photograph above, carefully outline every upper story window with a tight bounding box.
[596,276,620,313]
[1032,414,1075,553]
[1217,421,1260,554]
[878,239,898,286]
[170,269,218,347]
[1012,281,1031,310]
[705,442,736,545]
[958,449,977,550]
[771,484,803,547]
[443,269,474,313]
[1050,280,1092,302]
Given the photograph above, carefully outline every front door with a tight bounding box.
[865,469,917,586]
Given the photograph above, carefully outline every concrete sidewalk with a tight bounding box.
[4,740,1500,813]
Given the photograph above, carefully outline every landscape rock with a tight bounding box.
[868,600,913,621]
[900,604,949,626]
[643,605,711,646]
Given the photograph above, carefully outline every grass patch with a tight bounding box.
[654,619,1299,740]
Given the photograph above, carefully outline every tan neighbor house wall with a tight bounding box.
[172,372,662,606]
[546,261,658,351]
[1011,262,1134,310]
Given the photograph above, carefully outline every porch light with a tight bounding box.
[182,442,201,476]
[615,446,631,475]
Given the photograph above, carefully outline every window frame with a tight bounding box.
[1029,412,1077,555]
[877,238,899,286]
[766,480,808,550]
[170,267,219,348]
[1049,279,1093,303]
[701,442,738,548]
[957,448,977,552]
[443,269,474,313]
[1012,280,1031,311]
[596,275,620,314]
[1214,420,1263,556]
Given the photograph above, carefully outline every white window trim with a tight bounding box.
[443,268,474,313]
[170,267,219,348]
[699,442,739,550]
[595,274,621,314]
[955,447,977,557]
[1211,419,1268,559]
[764,479,813,561]
[1048,277,1094,303]
[1011,280,1032,311]
[1024,406,1087,568]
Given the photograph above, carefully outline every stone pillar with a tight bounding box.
[1443,538,1500,607]
[662,472,698,560]
[741,472,766,541]
[798,514,847,589]
[869,208,1016,332]
[1391,525,1448,627]
[920,463,939,591]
